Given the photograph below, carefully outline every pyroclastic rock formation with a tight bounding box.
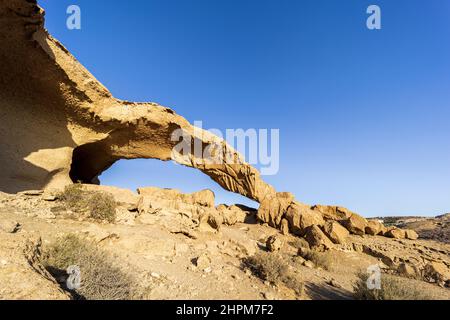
[0,0,275,202]
[0,0,420,243]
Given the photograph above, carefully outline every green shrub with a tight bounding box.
[353,271,433,300]
[44,234,135,300]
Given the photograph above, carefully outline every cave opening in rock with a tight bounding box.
[97,159,258,208]
[69,140,119,185]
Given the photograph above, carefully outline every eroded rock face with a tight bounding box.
[285,202,325,236]
[365,220,383,236]
[216,204,255,226]
[0,0,420,244]
[0,0,276,204]
[342,214,368,236]
[385,228,407,239]
[257,192,294,228]
[311,205,353,222]
[304,225,334,251]
[323,221,349,244]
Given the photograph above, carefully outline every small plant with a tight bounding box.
[58,183,86,211]
[298,249,336,271]
[43,234,135,300]
[243,252,289,284]
[88,192,117,223]
[58,184,117,223]
[289,237,310,250]
[353,271,433,300]
[243,252,303,296]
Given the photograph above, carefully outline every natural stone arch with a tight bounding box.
[0,0,276,203]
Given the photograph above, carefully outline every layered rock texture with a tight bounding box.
[0,0,275,202]
[0,0,421,245]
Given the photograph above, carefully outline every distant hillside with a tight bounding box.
[371,214,449,244]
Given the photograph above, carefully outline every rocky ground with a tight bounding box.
[0,186,449,300]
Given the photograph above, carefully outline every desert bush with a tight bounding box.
[298,249,336,271]
[88,192,117,223]
[58,183,85,211]
[243,252,303,295]
[58,184,117,223]
[289,237,310,250]
[353,271,433,300]
[43,234,135,300]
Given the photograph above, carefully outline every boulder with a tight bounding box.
[0,219,21,234]
[285,202,325,236]
[195,253,212,270]
[115,207,138,225]
[423,262,450,285]
[190,190,215,208]
[323,221,349,244]
[404,229,419,240]
[266,235,283,252]
[280,218,290,235]
[397,263,419,278]
[365,220,383,236]
[217,204,253,226]
[137,196,158,215]
[384,227,406,239]
[342,214,367,235]
[311,205,353,221]
[257,192,294,228]
[207,210,223,231]
[304,225,334,251]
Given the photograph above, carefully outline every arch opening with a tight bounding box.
[69,140,119,185]
[98,159,259,208]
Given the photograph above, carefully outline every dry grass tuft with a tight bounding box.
[88,192,117,223]
[353,271,433,300]
[43,234,135,300]
[58,184,117,223]
[243,252,304,296]
[298,248,336,271]
[289,237,310,250]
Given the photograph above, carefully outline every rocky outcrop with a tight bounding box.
[304,225,334,251]
[257,192,294,228]
[137,187,215,216]
[311,205,353,222]
[385,227,406,239]
[285,202,324,236]
[216,204,255,226]
[405,229,419,240]
[322,221,349,244]
[266,235,284,252]
[0,0,420,246]
[342,214,368,236]
[365,220,383,236]
[0,0,276,204]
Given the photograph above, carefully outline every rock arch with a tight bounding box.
[0,0,276,203]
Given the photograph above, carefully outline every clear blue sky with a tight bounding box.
[42,0,450,217]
